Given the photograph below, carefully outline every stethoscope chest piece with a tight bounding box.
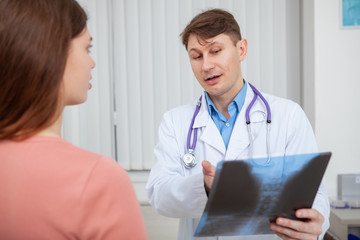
[183,149,197,168]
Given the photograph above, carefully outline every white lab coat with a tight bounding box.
[146,82,330,240]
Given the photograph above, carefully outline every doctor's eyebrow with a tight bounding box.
[188,41,223,53]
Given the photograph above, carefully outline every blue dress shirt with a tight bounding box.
[205,82,247,149]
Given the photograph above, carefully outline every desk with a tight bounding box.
[329,209,360,239]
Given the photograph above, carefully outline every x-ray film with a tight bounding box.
[194,152,331,237]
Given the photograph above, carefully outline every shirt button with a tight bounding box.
[226,123,230,127]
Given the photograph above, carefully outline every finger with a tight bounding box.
[202,160,216,176]
[271,223,296,240]
[201,160,210,175]
[276,217,308,233]
[296,209,324,224]
[296,209,324,236]
[271,222,316,240]
[275,217,320,237]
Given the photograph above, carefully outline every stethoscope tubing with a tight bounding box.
[184,83,272,168]
[247,83,271,123]
[187,97,202,151]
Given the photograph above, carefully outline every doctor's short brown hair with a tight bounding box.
[180,8,242,50]
[0,0,87,140]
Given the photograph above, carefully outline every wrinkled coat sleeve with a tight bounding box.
[146,111,208,218]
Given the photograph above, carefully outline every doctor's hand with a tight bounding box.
[202,160,216,194]
[270,208,324,240]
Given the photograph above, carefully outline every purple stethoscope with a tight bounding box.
[183,83,272,168]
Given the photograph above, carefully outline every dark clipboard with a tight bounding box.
[194,152,332,237]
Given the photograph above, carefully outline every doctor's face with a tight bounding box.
[187,33,247,101]
[62,27,95,105]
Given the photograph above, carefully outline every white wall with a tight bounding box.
[314,0,360,197]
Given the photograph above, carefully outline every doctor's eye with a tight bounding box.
[192,55,202,60]
[211,49,221,54]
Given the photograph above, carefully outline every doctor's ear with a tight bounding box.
[237,38,247,61]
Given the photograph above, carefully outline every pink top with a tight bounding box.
[0,136,147,240]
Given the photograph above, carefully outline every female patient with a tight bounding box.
[0,0,147,239]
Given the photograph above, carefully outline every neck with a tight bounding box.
[37,114,63,138]
[209,78,244,119]
[211,97,232,119]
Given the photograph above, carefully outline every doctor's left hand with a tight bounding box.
[270,208,324,240]
[202,160,216,194]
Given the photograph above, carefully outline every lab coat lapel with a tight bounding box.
[225,82,266,160]
[193,92,226,155]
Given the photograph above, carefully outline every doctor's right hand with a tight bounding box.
[202,160,216,194]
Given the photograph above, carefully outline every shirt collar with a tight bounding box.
[205,80,248,117]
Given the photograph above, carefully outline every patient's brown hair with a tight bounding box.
[180,8,242,50]
[0,0,87,140]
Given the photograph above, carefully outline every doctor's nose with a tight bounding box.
[201,56,215,72]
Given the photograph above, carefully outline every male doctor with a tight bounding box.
[146,8,329,240]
